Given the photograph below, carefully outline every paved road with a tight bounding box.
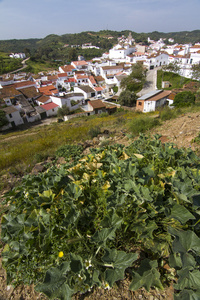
[137,67,160,97]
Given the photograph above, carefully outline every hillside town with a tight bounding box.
[1,33,200,130]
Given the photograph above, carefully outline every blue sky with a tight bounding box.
[0,0,199,40]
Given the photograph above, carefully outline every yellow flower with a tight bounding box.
[58,251,64,258]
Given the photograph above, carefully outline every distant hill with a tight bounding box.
[0,30,200,54]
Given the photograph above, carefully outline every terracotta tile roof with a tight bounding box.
[88,100,106,109]
[146,90,171,102]
[0,86,21,98]
[57,73,68,78]
[65,78,77,83]
[78,86,95,93]
[37,95,51,103]
[40,102,59,111]
[48,75,58,81]
[60,65,74,72]
[167,93,176,100]
[13,80,36,89]
[94,76,105,82]
[76,74,88,79]
[94,87,104,92]
[18,86,41,99]
[102,65,124,70]
[39,85,59,96]
[89,76,96,85]
[72,61,88,66]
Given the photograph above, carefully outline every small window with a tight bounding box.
[138,102,142,106]
[9,113,12,118]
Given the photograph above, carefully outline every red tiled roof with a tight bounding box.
[72,61,88,66]
[89,76,96,85]
[76,74,88,79]
[13,81,36,89]
[57,73,68,78]
[40,102,59,111]
[39,85,59,96]
[94,87,104,92]
[88,100,106,109]
[60,65,74,72]
[146,90,171,102]
[37,95,51,104]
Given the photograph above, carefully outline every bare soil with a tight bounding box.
[1,111,200,300]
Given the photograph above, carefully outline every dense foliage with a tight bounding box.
[2,135,200,299]
[118,90,137,107]
[0,53,23,75]
[120,62,147,93]
[173,91,196,107]
[0,109,9,128]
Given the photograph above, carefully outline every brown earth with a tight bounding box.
[1,111,200,300]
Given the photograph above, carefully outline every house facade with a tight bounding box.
[136,90,171,113]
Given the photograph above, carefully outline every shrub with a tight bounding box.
[55,144,83,161]
[88,126,101,138]
[129,116,160,136]
[159,107,176,121]
[173,91,196,107]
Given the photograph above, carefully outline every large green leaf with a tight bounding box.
[100,208,122,228]
[102,248,138,287]
[174,289,200,300]
[91,227,116,246]
[175,267,200,290]
[70,253,83,273]
[170,204,195,224]
[129,259,163,291]
[35,262,73,300]
[169,228,200,254]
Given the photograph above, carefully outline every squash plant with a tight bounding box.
[1,134,200,299]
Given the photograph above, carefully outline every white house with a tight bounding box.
[1,106,24,130]
[74,86,96,99]
[145,53,169,69]
[40,102,59,117]
[136,90,172,113]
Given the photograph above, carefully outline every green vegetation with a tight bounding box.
[57,105,71,118]
[173,91,196,107]
[118,90,137,107]
[157,69,191,90]
[0,109,8,128]
[129,115,160,136]
[120,62,147,93]
[0,52,23,75]
[2,134,200,299]
[159,107,179,121]
[191,63,200,81]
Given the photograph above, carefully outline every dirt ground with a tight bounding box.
[1,111,200,300]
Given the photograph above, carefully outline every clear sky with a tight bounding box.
[0,0,199,40]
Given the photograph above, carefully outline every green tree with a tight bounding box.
[118,90,137,107]
[162,61,180,74]
[191,63,200,81]
[120,62,147,92]
[68,48,77,62]
[173,91,195,107]
[0,110,9,128]
[57,105,70,117]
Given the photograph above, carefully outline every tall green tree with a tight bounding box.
[120,62,147,93]
[118,90,137,107]
[191,63,200,81]
[0,110,9,128]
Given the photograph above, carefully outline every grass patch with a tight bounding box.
[129,116,160,136]
[157,70,191,90]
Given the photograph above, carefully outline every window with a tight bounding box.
[9,113,12,118]
[138,102,142,106]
